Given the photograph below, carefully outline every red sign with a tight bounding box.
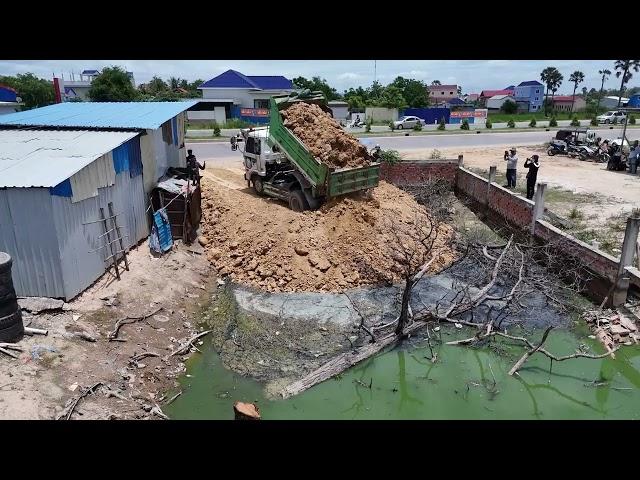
[450,109,487,118]
[240,108,269,117]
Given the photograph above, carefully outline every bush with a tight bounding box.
[413,121,422,131]
[630,115,637,125]
[389,121,395,131]
[590,117,598,126]
[212,121,221,137]
[429,149,442,159]
[529,118,537,128]
[460,119,470,130]
[485,118,492,129]
[379,149,401,165]
[501,99,517,114]
[549,116,558,127]
[507,118,515,128]
[437,117,446,131]
[570,115,580,127]
[222,118,254,129]
[365,117,372,133]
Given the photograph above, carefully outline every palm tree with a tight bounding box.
[540,66,561,116]
[614,60,640,107]
[568,71,584,115]
[597,68,611,114]
[169,77,180,90]
[549,71,563,115]
[431,80,441,86]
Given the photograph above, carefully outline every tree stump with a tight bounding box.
[233,401,261,420]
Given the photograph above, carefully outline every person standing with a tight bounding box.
[504,147,518,189]
[524,154,540,199]
[186,149,205,184]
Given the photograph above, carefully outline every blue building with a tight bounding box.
[514,80,544,112]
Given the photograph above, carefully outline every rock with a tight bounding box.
[229,242,239,250]
[618,315,637,332]
[198,236,210,247]
[18,296,65,314]
[294,245,309,256]
[208,248,222,260]
[454,323,463,329]
[308,252,330,272]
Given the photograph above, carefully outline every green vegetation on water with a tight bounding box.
[165,326,640,420]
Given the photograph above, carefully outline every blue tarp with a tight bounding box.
[112,137,143,177]
[152,210,173,253]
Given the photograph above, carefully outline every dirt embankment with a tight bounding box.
[281,102,371,169]
[199,174,456,293]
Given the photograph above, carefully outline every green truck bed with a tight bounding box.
[269,93,380,198]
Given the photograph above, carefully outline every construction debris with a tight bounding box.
[583,309,640,351]
[18,297,66,314]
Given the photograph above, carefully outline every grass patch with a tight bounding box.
[568,207,584,220]
[487,112,591,123]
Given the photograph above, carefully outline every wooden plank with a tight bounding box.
[100,207,120,281]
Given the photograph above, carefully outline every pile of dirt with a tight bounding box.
[281,102,372,169]
[199,174,456,293]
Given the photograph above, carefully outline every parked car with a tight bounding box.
[597,111,626,124]
[393,116,425,129]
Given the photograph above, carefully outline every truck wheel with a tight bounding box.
[253,176,264,196]
[289,190,308,212]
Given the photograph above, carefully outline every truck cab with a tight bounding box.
[238,127,286,179]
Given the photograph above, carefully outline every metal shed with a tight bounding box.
[0,130,148,300]
[0,101,197,197]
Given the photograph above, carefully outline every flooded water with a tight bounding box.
[165,326,640,420]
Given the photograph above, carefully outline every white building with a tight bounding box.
[486,94,515,110]
[190,69,294,124]
[58,69,135,101]
[601,96,629,109]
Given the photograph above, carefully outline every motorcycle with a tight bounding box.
[547,140,588,160]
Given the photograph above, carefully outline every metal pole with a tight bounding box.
[613,216,640,306]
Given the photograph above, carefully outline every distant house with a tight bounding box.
[486,94,515,110]
[56,69,134,101]
[478,89,514,106]
[194,69,294,124]
[514,80,544,112]
[464,93,480,103]
[601,96,629,109]
[0,85,22,115]
[427,84,459,104]
[328,100,349,122]
[549,95,587,112]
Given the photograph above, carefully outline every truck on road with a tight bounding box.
[233,92,380,211]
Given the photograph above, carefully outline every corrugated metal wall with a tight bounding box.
[51,170,148,299]
[0,188,64,297]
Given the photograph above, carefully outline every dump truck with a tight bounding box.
[232,91,380,211]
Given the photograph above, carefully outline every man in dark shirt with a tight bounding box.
[524,154,540,200]
[186,149,205,184]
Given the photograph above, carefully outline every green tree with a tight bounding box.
[0,73,55,109]
[379,85,407,109]
[88,66,139,102]
[389,76,429,107]
[529,118,537,127]
[485,118,492,129]
[570,115,580,127]
[507,118,515,128]
[460,118,469,130]
[568,71,584,115]
[549,116,558,127]
[540,66,562,116]
[501,99,517,114]
[431,80,442,86]
[437,116,446,130]
[343,86,369,109]
[614,60,640,107]
[367,80,385,105]
[292,76,340,100]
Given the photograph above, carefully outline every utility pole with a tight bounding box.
[374,60,377,84]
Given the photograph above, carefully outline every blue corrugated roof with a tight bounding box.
[82,70,100,75]
[0,101,197,130]
[447,98,466,105]
[199,69,292,90]
[518,80,543,87]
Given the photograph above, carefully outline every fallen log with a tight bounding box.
[234,401,261,420]
[56,382,103,420]
[508,326,553,376]
[168,330,212,357]
[281,320,427,399]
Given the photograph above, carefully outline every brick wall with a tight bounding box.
[379,159,458,187]
[455,167,533,228]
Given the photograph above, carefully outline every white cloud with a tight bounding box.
[337,72,364,80]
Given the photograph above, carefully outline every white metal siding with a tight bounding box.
[0,188,64,297]
[70,151,116,202]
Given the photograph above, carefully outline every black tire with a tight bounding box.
[252,176,264,196]
[0,252,16,303]
[397,124,403,130]
[547,148,556,156]
[0,297,19,318]
[605,119,610,124]
[288,190,308,212]
[0,308,24,343]
[0,318,24,343]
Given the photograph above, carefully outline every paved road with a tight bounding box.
[188,127,637,163]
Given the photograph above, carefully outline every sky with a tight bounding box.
[0,60,625,94]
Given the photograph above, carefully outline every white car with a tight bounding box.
[597,111,626,124]
[393,116,425,129]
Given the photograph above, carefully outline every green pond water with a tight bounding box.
[165,327,640,420]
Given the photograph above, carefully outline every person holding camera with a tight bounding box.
[524,154,540,199]
[503,147,518,189]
